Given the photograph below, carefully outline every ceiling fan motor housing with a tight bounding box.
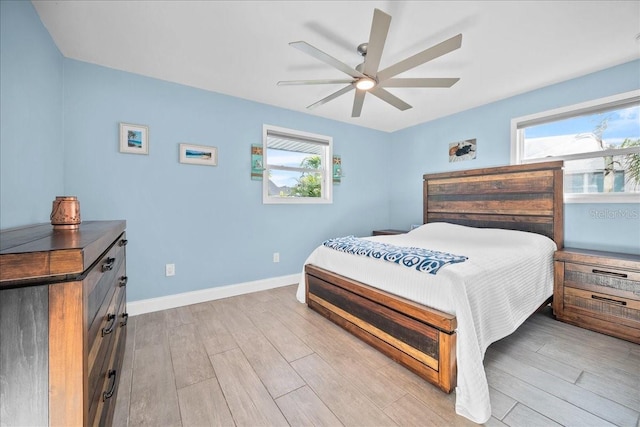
[357,43,368,57]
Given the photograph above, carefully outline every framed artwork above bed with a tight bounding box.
[448,138,477,162]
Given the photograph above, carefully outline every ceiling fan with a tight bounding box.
[278,8,462,118]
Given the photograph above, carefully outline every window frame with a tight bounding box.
[262,124,333,205]
[510,90,640,204]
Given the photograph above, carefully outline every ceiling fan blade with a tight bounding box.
[380,77,460,88]
[369,87,412,111]
[376,34,462,82]
[307,85,355,110]
[352,90,366,117]
[362,9,391,76]
[290,41,366,79]
[278,79,354,86]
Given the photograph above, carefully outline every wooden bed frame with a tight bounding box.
[305,161,564,393]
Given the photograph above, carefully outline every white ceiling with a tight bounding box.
[32,1,640,133]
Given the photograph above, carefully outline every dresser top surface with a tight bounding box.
[0,220,126,286]
[1,221,125,254]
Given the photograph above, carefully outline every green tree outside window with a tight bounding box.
[289,156,322,197]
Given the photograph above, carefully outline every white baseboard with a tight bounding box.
[126,273,300,316]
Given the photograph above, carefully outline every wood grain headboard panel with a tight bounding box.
[423,161,564,248]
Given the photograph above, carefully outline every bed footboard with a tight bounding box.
[305,264,457,393]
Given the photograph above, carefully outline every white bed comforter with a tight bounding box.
[296,222,556,424]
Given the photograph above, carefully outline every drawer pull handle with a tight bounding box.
[121,312,129,327]
[119,239,128,247]
[102,313,116,336]
[592,269,628,279]
[103,370,117,401]
[119,276,128,287]
[102,257,116,272]
[591,294,627,306]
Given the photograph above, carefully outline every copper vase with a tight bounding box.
[50,196,81,230]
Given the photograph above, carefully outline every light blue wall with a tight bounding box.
[0,0,64,228]
[62,60,391,301]
[389,60,640,255]
[2,2,638,304]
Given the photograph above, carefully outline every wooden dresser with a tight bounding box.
[553,248,640,344]
[0,220,128,426]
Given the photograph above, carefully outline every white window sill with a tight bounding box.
[564,193,640,204]
[263,197,332,205]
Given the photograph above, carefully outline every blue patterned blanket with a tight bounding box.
[322,236,467,274]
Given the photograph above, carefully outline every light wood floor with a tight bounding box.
[113,285,639,426]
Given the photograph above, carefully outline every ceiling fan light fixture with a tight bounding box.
[355,77,376,91]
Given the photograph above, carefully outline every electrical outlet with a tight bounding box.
[273,252,280,263]
[165,263,175,276]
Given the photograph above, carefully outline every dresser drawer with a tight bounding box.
[96,313,127,427]
[87,232,127,347]
[88,285,127,426]
[88,268,125,396]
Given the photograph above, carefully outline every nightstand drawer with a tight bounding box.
[563,262,640,301]
[563,287,640,328]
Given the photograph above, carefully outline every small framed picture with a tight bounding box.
[448,138,476,162]
[251,144,263,180]
[179,143,218,166]
[119,123,149,155]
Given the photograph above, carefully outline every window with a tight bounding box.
[262,125,333,204]
[511,90,640,203]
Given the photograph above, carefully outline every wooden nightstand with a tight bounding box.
[372,229,408,236]
[553,248,640,344]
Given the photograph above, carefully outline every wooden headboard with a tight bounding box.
[423,161,564,248]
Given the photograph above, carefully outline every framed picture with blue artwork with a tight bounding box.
[179,143,218,166]
[119,123,149,155]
